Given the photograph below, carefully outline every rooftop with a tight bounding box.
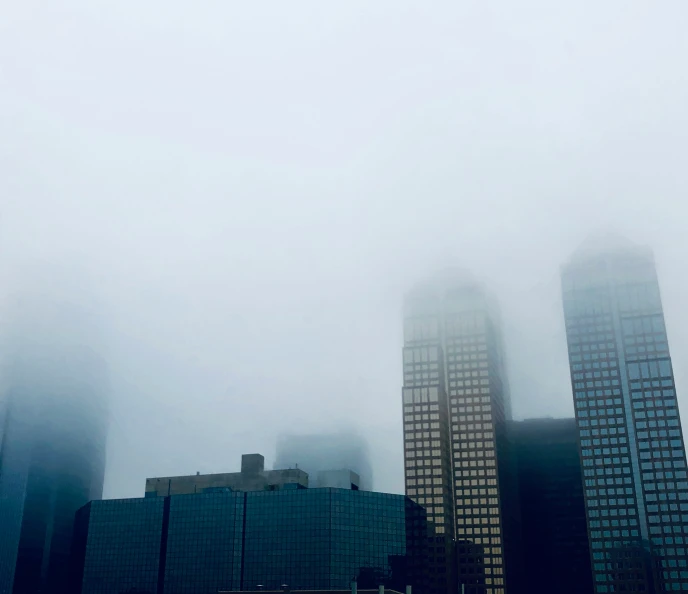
[145,453,361,497]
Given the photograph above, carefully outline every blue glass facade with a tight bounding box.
[73,489,427,594]
[165,492,244,593]
[562,244,688,593]
[80,498,165,594]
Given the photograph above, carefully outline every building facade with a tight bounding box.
[562,240,688,593]
[402,272,519,594]
[509,418,592,594]
[145,453,308,496]
[72,488,427,594]
[0,299,108,594]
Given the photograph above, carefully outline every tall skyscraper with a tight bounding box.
[402,271,519,594]
[510,418,592,594]
[0,295,108,594]
[562,238,688,593]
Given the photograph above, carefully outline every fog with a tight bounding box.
[275,431,374,491]
[1,1,687,499]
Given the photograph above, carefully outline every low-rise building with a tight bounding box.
[72,455,427,594]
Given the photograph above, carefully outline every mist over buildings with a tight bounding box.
[274,431,374,491]
[1,1,687,501]
[0,273,109,594]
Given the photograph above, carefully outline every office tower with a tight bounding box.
[510,418,593,594]
[402,271,518,594]
[274,431,374,490]
[72,455,427,594]
[562,239,688,593]
[0,297,108,594]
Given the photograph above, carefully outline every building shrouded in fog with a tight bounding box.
[401,270,520,594]
[562,237,688,593]
[509,417,592,594]
[0,295,108,594]
[274,431,373,491]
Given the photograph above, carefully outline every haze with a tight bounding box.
[1,1,687,499]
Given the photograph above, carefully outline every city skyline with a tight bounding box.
[3,5,688,594]
[397,237,688,594]
[89,235,688,500]
[4,1,688,503]
[1,235,686,594]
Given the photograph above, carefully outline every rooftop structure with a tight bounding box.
[145,453,308,496]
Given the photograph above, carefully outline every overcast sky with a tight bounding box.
[1,1,687,498]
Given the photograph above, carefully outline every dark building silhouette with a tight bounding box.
[72,486,427,594]
[0,296,108,594]
[509,418,592,594]
[562,238,688,593]
[274,432,373,491]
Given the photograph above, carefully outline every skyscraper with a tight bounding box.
[402,271,519,594]
[510,418,592,594]
[562,238,688,593]
[0,295,108,594]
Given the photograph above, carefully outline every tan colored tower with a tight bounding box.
[402,271,518,594]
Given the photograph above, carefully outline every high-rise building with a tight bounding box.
[0,297,108,594]
[509,418,592,594]
[402,271,519,594]
[562,238,688,593]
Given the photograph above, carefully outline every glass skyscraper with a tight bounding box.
[0,296,108,594]
[562,240,688,593]
[402,271,519,594]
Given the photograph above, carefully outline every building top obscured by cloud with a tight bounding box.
[274,431,373,491]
